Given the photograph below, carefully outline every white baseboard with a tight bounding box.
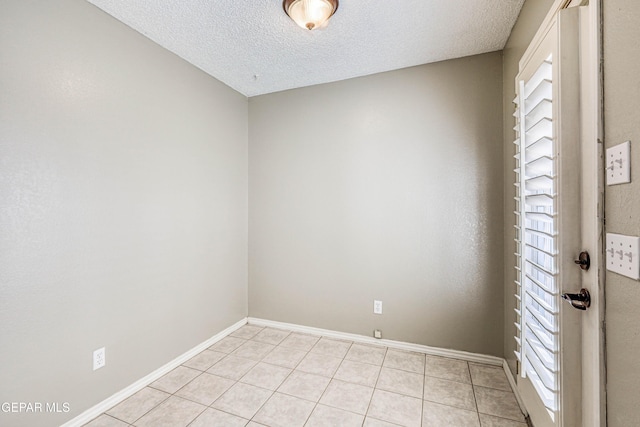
[60,318,247,427]
[247,317,505,367]
[503,359,528,417]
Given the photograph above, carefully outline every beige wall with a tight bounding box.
[0,1,248,426]
[501,0,555,376]
[603,1,640,424]
[248,53,505,356]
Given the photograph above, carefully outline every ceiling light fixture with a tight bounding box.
[283,0,339,31]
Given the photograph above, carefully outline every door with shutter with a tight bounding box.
[513,7,584,426]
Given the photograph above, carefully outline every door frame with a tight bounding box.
[578,0,606,426]
[516,0,605,425]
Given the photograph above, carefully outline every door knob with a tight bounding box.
[561,288,591,311]
[574,251,590,270]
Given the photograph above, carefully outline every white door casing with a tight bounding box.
[513,1,604,425]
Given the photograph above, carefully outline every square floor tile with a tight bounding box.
[423,375,476,411]
[174,373,235,406]
[182,350,226,371]
[149,366,201,394]
[367,389,422,427]
[310,337,352,358]
[232,340,276,361]
[231,325,264,339]
[134,395,205,427]
[479,413,528,427]
[84,414,129,427]
[383,349,425,374]
[261,345,307,369]
[280,333,320,351]
[305,404,365,427]
[253,392,315,427]
[423,400,480,427]
[206,355,257,380]
[106,387,169,424]
[376,367,424,398]
[209,336,247,353]
[296,352,343,377]
[188,408,248,427]
[319,379,374,415]
[252,328,291,345]
[334,359,381,388]
[474,386,525,422]
[424,355,471,383]
[469,363,511,391]
[240,362,292,390]
[277,370,331,402]
[211,382,273,420]
[345,344,387,366]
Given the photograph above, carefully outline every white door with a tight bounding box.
[513,4,603,426]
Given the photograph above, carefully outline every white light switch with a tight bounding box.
[606,233,640,280]
[606,141,631,185]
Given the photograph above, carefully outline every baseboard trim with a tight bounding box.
[247,317,504,367]
[60,318,247,427]
[503,359,528,417]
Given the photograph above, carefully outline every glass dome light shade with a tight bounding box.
[283,0,339,30]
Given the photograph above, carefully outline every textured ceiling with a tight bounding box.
[87,0,525,97]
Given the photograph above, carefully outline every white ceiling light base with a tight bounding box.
[283,0,339,30]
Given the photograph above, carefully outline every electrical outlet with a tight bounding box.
[373,300,383,314]
[606,233,640,280]
[374,329,382,339]
[606,141,631,185]
[93,347,106,371]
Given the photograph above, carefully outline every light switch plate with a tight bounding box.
[606,233,640,280]
[606,141,631,185]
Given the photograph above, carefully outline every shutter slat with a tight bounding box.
[525,175,554,191]
[525,156,553,176]
[525,304,557,334]
[525,193,555,207]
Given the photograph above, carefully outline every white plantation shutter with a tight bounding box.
[514,53,559,418]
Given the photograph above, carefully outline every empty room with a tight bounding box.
[1,0,638,426]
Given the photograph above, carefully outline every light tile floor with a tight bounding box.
[85,325,527,427]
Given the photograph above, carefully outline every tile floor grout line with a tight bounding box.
[361,345,387,424]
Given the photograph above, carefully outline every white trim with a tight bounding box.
[519,0,574,72]
[504,359,529,417]
[247,317,504,367]
[60,318,247,427]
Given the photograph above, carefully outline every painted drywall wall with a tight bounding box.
[501,0,555,376]
[248,53,504,356]
[603,1,640,425]
[0,1,248,426]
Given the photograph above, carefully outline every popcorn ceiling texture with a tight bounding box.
[87,0,524,97]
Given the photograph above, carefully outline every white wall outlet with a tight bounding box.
[606,233,640,280]
[93,347,106,371]
[373,300,383,314]
[606,141,631,185]
[374,329,382,339]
